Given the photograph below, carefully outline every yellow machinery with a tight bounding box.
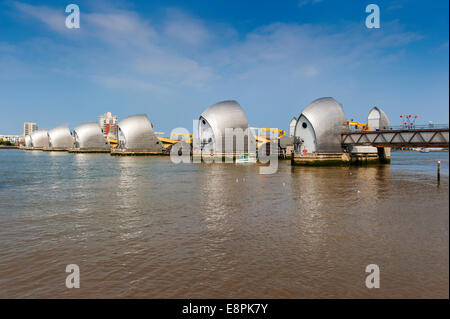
[157,137,179,149]
[155,133,193,149]
[171,133,193,144]
[249,127,285,148]
[347,121,370,131]
[253,135,271,148]
[107,138,118,148]
[107,133,185,150]
[260,128,286,137]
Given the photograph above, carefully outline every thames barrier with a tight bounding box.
[17,97,449,167]
[1,0,449,304]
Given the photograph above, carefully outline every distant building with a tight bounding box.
[0,134,24,144]
[99,112,118,139]
[24,122,38,136]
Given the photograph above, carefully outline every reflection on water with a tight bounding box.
[0,150,448,298]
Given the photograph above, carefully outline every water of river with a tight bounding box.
[0,150,448,298]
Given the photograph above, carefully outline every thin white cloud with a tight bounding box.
[293,65,320,78]
[163,9,211,46]
[298,0,323,8]
[0,42,16,53]
[7,1,423,100]
[84,11,158,51]
[9,2,215,91]
[387,4,403,11]
[208,21,421,82]
[12,1,67,34]
[92,75,172,95]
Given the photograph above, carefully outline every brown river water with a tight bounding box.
[0,149,448,298]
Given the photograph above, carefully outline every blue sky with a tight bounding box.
[0,0,448,134]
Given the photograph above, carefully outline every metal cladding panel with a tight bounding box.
[117,114,163,151]
[295,97,347,153]
[368,107,390,131]
[48,126,74,148]
[73,122,108,149]
[25,135,32,147]
[30,130,49,148]
[199,100,250,153]
[289,117,297,137]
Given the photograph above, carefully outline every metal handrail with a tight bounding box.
[344,124,448,132]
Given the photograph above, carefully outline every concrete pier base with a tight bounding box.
[110,149,166,156]
[292,152,351,166]
[42,148,70,152]
[20,147,44,151]
[348,146,385,165]
[348,153,381,165]
[68,148,110,153]
[283,146,294,160]
[377,147,391,164]
[192,150,257,163]
[292,149,391,166]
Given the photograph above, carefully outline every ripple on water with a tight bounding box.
[0,150,448,298]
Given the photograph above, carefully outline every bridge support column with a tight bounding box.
[377,147,391,164]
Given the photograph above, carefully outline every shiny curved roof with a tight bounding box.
[295,97,347,152]
[200,100,248,136]
[30,130,49,148]
[117,114,163,151]
[24,135,32,147]
[199,100,250,152]
[73,122,108,149]
[289,117,297,137]
[368,107,390,130]
[48,126,74,148]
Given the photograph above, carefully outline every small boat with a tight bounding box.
[236,153,257,164]
[420,148,430,153]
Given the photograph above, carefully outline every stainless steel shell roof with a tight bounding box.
[199,100,250,153]
[200,100,249,135]
[48,126,74,148]
[368,107,390,130]
[24,135,32,147]
[295,97,347,153]
[73,122,108,149]
[117,114,163,151]
[30,130,49,148]
[289,117,297,137]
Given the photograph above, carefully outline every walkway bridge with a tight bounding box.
[341,125,449,148]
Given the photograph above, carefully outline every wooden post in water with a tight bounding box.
[437,161,441,183]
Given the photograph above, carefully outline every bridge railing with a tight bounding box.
[385,124,448,130]
[341,127,449,147]
[344,124,448,132]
